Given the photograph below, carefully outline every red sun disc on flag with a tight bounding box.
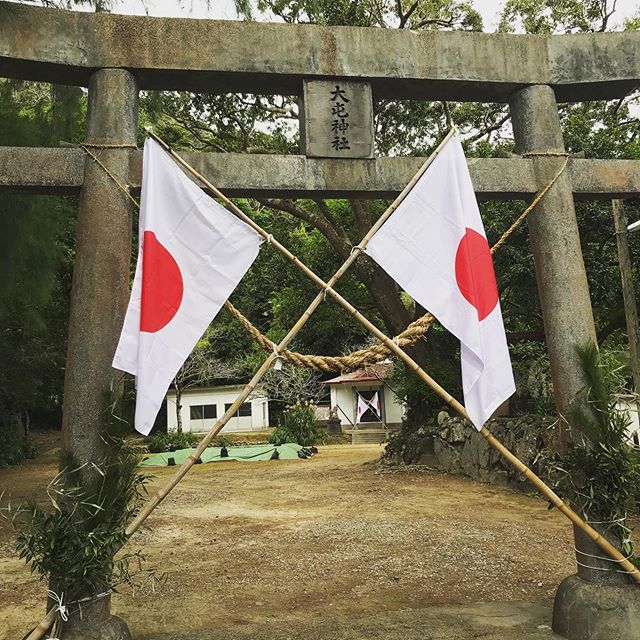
[454,227,499,321]
[140,231,184,333]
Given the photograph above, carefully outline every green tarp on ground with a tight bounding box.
[140,443,306,467]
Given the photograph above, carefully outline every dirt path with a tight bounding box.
[0,435,580,639]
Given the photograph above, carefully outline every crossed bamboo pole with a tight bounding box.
[126,127,461,534]
[26,126,638,640]
[138,129,640,581]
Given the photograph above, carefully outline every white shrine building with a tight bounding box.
[325,363,406,431]
[166,385,269,433]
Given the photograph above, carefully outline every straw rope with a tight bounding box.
[80,142,138,149]
[225,300,436,373]
[489,153,569,255]
[225,152,570,372]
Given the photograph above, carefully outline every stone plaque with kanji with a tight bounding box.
[300,79,374,159]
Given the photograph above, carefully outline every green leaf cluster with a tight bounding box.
[278,400,324,445]
[500,0,625,33]
[0,416,37,467]
[0,79,83,437]
[3,439,151,600]
[145,431,200,453]
[542,343,640,543]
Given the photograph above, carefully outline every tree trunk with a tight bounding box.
[175,384,183,433]
[354,258,413,335]
[258,196,440,428]
[258,197,414,339]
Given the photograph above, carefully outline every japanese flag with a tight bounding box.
[365,136,515,430]
[113,139,262,434]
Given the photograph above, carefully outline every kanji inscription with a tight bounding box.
[301,79,374,158]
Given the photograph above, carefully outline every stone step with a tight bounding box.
[351,429,388,445]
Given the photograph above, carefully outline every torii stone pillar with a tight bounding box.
[509,85,597,443]
[63,68,138,455]
[59,68,138,639]
[509,85,640,640]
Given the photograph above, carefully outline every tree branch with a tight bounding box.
[258,198,351,259]
[350,199,373,237]
[398,0,419,28]
[466,112,510,143]
[414,17,455,30]
[312,198,352,243]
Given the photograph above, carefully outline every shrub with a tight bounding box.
[0,416,37,467]
[2,439,152,601]
[213,435,233,448]
[146,431,199,453]
[510,341,555,416]
[280,401,323,446]
[269,427,296,445]
[542,343,640,551]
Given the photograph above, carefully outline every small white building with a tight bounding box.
[325,363,405,430]
[166,385,269,433]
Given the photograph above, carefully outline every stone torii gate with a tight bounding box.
[1,2,640,639]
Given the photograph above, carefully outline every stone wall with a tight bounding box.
[417,413,555,489]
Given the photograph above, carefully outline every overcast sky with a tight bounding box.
[98,0,639,31]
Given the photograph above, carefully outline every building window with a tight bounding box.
[190,404,217,421]
[225,402,252,417]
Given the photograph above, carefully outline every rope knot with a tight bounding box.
[47,590,69,622]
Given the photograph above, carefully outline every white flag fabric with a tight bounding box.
[355,393,369,424]
[356,391,381,423]
[365,136,515,430]
[113,138,262,434]
[369,391,381,420]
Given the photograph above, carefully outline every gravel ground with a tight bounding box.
[0,434,584,639]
